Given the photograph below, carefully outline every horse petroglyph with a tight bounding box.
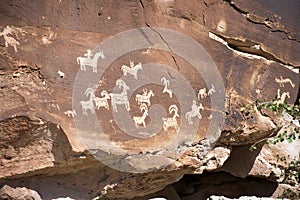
[121,61,142,80]
[77,49,105,73]
[162,105,180,132]
[161,77,173,98]
[185,100,204,124]
[135,89,154,106]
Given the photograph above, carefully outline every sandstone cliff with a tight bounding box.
[0,0,299,199]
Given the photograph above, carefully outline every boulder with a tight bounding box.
[0,185,41,200]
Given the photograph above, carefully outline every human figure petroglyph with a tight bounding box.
[80,87,96,115]
[275,76,295,88]
[185,100,204,124]
[135,89,154,106]
[64,109,77,118]
[161,77,173,98]
[121,61,142,80]
[93,90,110,110]
[109,79,130,112]
[162,105,180,132]
[77,50,105,73]
[133,103,148,128]
[0,26,20,52]
[84,49,93,59]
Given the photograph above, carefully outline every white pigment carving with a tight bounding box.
[135,88,154,106]
[185,100,204,124]
[80,87,96,115]
[207,84,216,96]
[198,88,207,99]
[93,90,110,110]
[64,109,77,118]
[161,77,173,98]
[274,89,290,106]
[121,61,142,80]
[162,105,180,132]
[77,50,105,73]
[133,103,148,128]
[109,79,130,112]
[275,76,295,88]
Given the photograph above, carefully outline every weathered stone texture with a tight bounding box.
[0,0,299,199]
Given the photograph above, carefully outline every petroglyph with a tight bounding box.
[133,103,148,128]
[121,61,142,80]
[80,87,96,115]
[64,109,77,117]
[198,88,207,99]
[161,77,173,98]
[275,76,295,88]
[135,89,154,106]
[94,90,110,110]
[207,84,216,96]
[109,79,130,112]
[274,89,290,105]
[185,100,204,124]
[162,105,180,132]
[77,50,105,73]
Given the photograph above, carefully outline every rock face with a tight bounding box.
[0,0,299,199]
[0,185,41,200]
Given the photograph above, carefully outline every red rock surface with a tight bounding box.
[0,0,299,199]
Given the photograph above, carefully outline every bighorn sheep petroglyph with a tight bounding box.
[133,103,149,128]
